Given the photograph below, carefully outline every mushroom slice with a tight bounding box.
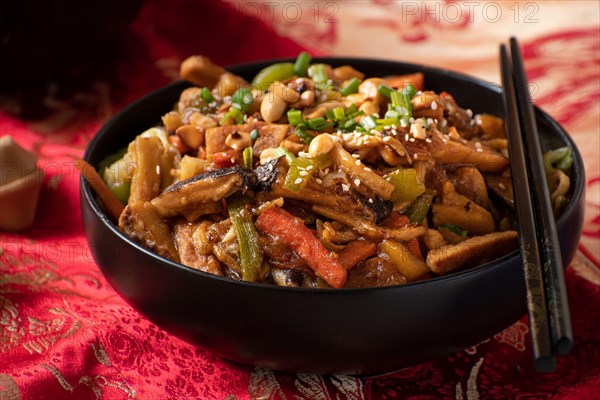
[151,166,257,221]
[426,230,518,275]
[172,220,223,276]
[119,201,180,262]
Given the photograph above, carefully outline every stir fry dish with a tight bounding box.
[90,53,573,289]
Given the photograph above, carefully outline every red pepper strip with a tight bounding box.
[383,213,424,260]
[337,240,378,270]
[256,207,347,288]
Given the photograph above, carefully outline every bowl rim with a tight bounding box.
[81,56,586,293]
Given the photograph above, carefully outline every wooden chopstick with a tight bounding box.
[500,43,555,372]
[509,37,573,357]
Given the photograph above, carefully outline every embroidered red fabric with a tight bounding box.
[1,1,599,398]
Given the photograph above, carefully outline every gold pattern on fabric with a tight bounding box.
[0,374,21,400]
[40,364,74,392]
[494,321,528,351]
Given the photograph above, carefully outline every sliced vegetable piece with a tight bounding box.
[283,153,332,192]
[252,62,295,90]
[407,193,434,224]
[256,206,347,288]
[337,240,377,270]
[386,168,426,203]
[77,159,125,221]
[228,197,263,282]
[380,239,429,281]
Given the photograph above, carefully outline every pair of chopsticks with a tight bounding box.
[500,37,573,372]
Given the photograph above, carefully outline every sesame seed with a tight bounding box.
[316,178,323,184]
[383,136,391,142]
[299,171,308,177]
[409,138,415,142]
[392,124,397,130]
[475,141,482,149]
[355,160,361,166]
[426,118,434,126]
[431,101,438,110]
[364,167,372,172]
[498,183,506,190]
[342,184,350,192]
[352,153,360,158]
[405,133,409,141]
[413,153,419,159]
[155,165,160,175]
[306,165,314,171]
[368,198,374,203]
[476,148,483,152]
[466,109,473,118]
[230,157,235,163]
[294,178,303,185]
[425,138,432,143]
[409,117,415,124]
[354,179,361,186]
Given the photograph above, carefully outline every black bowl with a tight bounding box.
[81,58,585,375]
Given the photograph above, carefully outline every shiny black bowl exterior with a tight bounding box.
[81,58,585,375]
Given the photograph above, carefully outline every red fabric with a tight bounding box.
[1,0,599,398]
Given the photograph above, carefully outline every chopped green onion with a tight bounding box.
[243,147,253,168]
[231,87,253,111]
[295,128,315,144]
[360,115,377,131]
[221,107,244,125]
[390,91,403,108]
[296,129,316,143]
[340,77,361,96]
[250,129,260,141]
[440,223,469,237]
[332,107,346,121]
[293,51,312,77]
[308,64,329,83]
[200,87,215,103]
[252,62,295,90]
[377,84,394,98]
[273,146,295,162]
[403,84,417,100]
[307,117,330,131]
[384,109,400,120]
[287,109,303,126]
[346,103,358,115]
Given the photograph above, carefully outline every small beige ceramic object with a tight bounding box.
[0,136,44,230]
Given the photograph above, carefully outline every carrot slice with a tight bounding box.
[256,206,347,288]
[337,240,378,270]
[76,159,124,222]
